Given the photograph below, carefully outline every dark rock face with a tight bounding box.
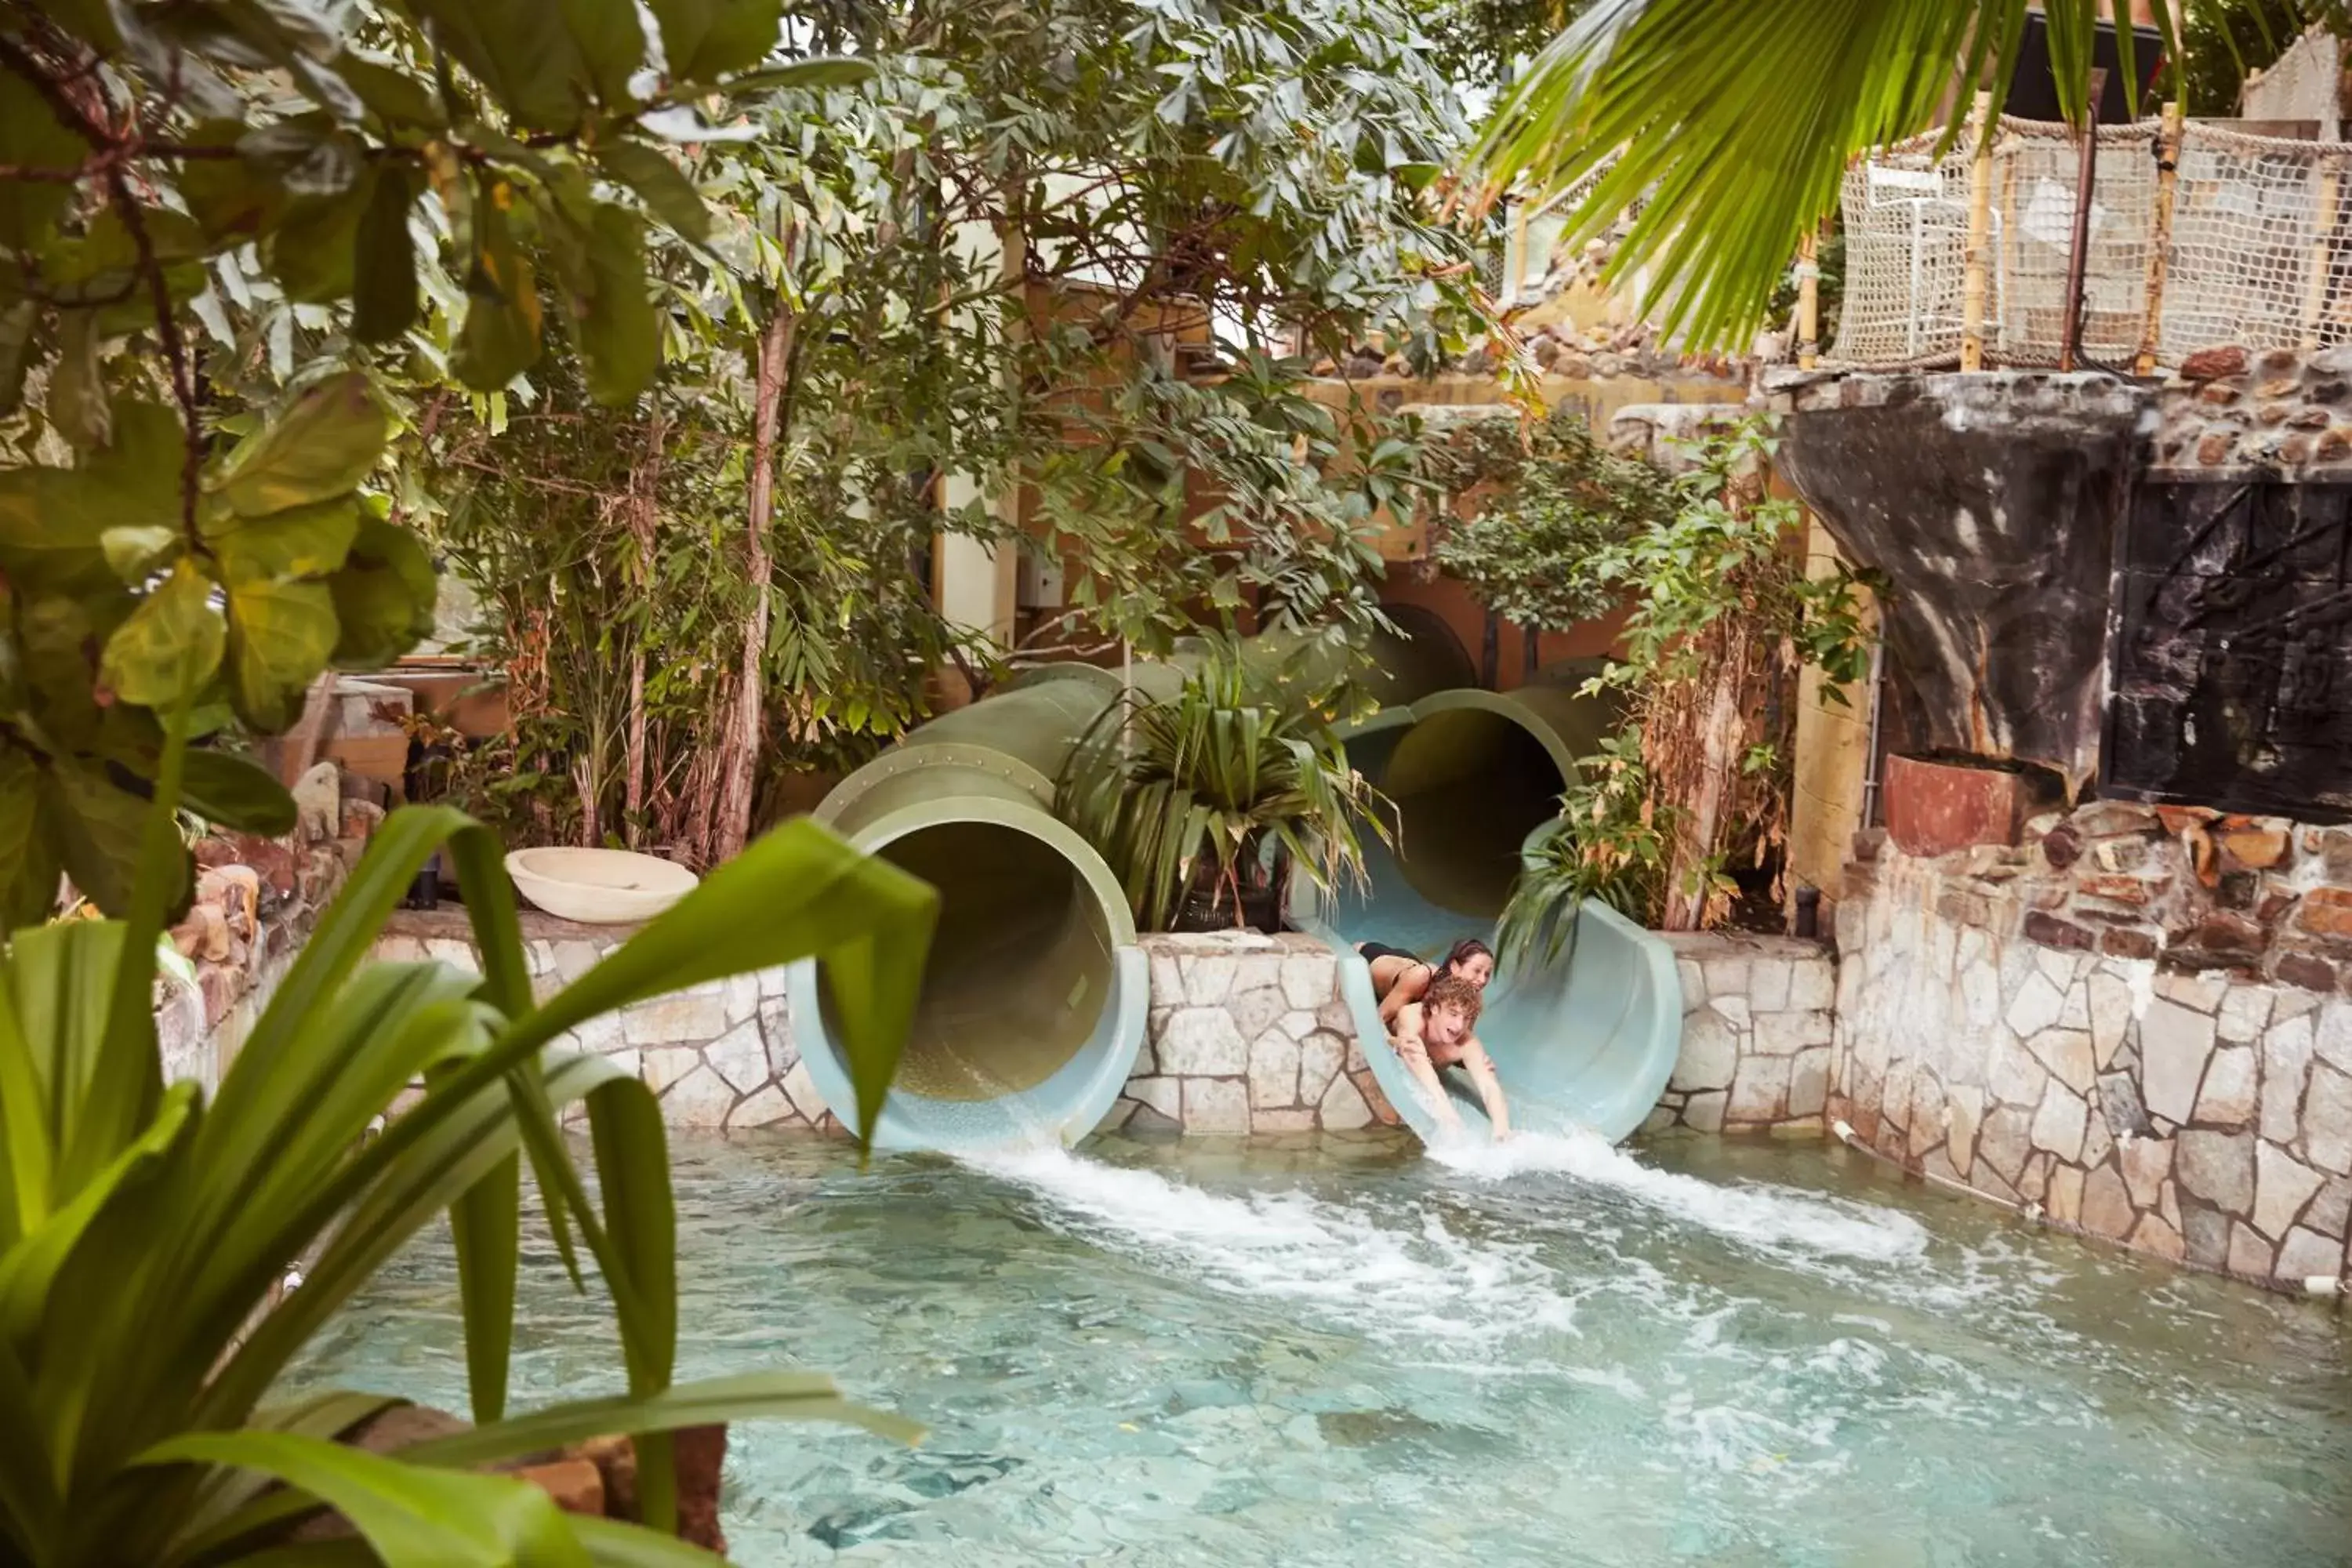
[2107,480,2352,823]
[1779,373,2149,796]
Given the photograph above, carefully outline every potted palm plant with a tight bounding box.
[1057,637,1390,934]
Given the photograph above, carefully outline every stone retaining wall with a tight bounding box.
[1835,843,2352,1287]
[1649,934,1838,1135]
[372,909,836,1135]
[1111,933,1402,1135]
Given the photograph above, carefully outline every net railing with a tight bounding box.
[1829,118,2352,371]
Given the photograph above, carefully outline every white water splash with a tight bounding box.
[967,1145,1588,1348]
[1425,1128,1930,1265]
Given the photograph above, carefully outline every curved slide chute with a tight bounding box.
[786,677,1152,1151]
[792,608,1681,1150]
[1288,676,1686,1145]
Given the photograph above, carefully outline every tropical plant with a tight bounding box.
[1490,418,1876,931]
[0,705,936,1566]
[1057,639,1391,932]
[1427,404,1676,681]
[0,2,873,922]
[1466,0,2341,348]
[1494,730,1666,967]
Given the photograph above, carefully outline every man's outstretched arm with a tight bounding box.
[1460,1038,1511,1141]
[1390,1007,1464,1131]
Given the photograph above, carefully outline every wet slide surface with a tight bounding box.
[293,1133,2352,1565]
[1296,711,1682,1145]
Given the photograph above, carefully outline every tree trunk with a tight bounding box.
[622,409,666,844]
[1479,609,1500,690]
[710,310,794,866]
[1521,619,1542,684]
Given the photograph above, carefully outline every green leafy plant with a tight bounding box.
[1057,637,1391,931]
[0,4,874,920]
[1428,405,1676,670]
[1465,0,2342,349]
[1494,729,1666,966]
[1494,416,1878,931]
[0,710,937,1565]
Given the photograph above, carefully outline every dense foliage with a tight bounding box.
[0,2,868,920]
[1496,418,1877,940]
[1428,405,1676,638]
[1058,638,1390,933]
[424,0,1493,856]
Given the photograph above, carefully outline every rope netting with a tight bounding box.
[1827,118,2352,372]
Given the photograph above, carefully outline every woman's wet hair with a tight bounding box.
[1424,972,1482,1027]
[1440,938,1494,977]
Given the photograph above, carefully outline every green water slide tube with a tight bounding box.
[785,673,1166,1150]
[1287,670,1686,1145]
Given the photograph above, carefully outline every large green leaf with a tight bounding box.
[644,0,785,84]
[331,53,450,131]
[450,179,546,390]
[226,576,339,732]
[36,760,180,919]
[0,73,84,249]
[211,374,391,519]
[400,1370,924,1470]
[0,750,61,938]
[593,143,711,243]
[208,496,363,586]
[573,204,659,406]
[404,0,596,132]
[353,165,422,344]
[181,749,299,837]
[100,561,225,707]
[711,56,877,94]
[46,309,111,451]
[448,1152,520,1427]
[561,0,648,104]
[136,1431,590,1568]
[325,517,437,668]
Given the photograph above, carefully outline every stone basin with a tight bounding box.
[504,847,698,924]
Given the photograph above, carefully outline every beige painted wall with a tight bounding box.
[1786,515,1879,920]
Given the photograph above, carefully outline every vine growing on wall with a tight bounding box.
[1497,416,1878,949]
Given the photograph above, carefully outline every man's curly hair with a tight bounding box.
[1425,971,1482,1029]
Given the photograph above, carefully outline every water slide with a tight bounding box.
[789,611,1683,1150]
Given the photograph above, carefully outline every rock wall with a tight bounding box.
[1111,933,1402,1135]
[1835,837,2352,1287]
[1649,935,1838,1135]
[372,909,836,1135]
[157,764,376,1096]
[2151,345,2352,472]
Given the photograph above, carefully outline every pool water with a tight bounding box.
[294,1130,2352,1565]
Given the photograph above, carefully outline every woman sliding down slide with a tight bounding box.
[1388,973,1511,1142]
[1356,937,1494,1028]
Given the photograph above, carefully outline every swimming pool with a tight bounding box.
[293,1130,2352,1565]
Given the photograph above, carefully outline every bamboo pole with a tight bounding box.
[1796,226,1820,368]
[1961,89,1994,372]
[1998,149,2018,354]
[2134,102,2182,376]
[2305,158,2340,352]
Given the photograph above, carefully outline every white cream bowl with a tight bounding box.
[504,847,699,924]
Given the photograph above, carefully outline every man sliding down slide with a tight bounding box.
[1389,972,1512,1142]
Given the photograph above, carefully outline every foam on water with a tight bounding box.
[1425,1127,1931,1264]
[967,1145,1587,1348]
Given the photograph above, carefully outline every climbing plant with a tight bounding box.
[0,2,869,921]
[1509,416,1878,931]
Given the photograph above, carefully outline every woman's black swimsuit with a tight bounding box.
[1356,941,1420,967]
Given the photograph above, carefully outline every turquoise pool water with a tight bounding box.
[295,1130,2352,1565]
